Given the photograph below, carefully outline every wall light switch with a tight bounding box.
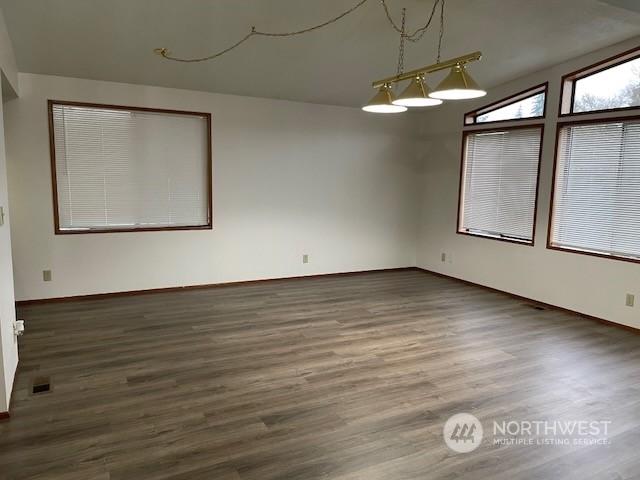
[441,252,446,262]
[626,294,635,307]
[0,206,4,226]
[43,270,52,282]
[302,254,309,264]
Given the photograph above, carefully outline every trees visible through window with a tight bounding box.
[574,57,640,112]
[561,47,640,115]
[551,47,640,263]
[476,92,545,123]
[465,84,547,125]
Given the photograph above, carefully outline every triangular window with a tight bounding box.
[465,83,547,125]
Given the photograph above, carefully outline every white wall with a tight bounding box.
[5,73,421,301]
[416,36,640,329]
[0,6,18,413]
[0,8,18,94]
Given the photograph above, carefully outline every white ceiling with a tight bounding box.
[1,0,639,107]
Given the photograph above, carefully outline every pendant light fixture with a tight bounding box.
[429,63,487,100]
[362,84,408,113]
[362,0,487,114]
[154,0,487,114]
[393,74,443,107]
[365,52,485,113]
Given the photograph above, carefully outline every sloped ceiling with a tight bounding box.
[1,0,639,106]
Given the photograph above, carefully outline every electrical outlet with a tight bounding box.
[302,254,309,264]
[43,270,52,282]
[626,293,635,307]
[441,252,446,262]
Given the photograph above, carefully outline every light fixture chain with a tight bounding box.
[396,8,406,77]
[437,0,446,63]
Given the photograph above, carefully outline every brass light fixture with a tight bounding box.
[363,52,485,113]
[429,63,487,100]
[362,0,486,113]
[151,0,487,114]
[393,74,443,107]
[362,84,407,113]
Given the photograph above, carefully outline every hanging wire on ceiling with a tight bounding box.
[155,0,443,63]
[381,0,442,43]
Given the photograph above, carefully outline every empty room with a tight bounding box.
[0,0,639,478]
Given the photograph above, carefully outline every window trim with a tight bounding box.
[457,123,545,246]
[464,82,548,126]
[546,114,640,265]
[48,99,213,235]
[558,45,640,117]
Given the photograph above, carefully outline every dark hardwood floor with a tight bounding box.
[1,269,639,479]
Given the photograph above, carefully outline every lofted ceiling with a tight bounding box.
[1,0,639,107]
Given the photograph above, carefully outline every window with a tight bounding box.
[465,83,547,125]
[549,117,640,261]
[560,46,640,115]
[458,126,543,244]
[49,101,212,233]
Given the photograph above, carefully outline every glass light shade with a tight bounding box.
[362,84,408,113]
[429,64,487,100]
[393,76,443,107]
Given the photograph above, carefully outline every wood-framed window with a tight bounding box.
[548,115,640,263]
[464,83,547,126]
[559,46,640,117]
[48,100,212,234]
[457,124,544,245]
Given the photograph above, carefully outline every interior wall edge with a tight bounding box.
[0,66,18,414]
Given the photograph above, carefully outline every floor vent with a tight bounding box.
[32,378,51,395]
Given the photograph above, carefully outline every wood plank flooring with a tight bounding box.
[2,269,640,479]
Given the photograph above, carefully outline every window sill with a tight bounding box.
[547,244,640,265]
[457,230,534,246]
[55,224,213,235]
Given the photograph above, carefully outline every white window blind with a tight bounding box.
[550,119,640,259]
[459,127,543,242]
[51,102,210,232]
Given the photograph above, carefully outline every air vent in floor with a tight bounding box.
[32,377,51,395]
